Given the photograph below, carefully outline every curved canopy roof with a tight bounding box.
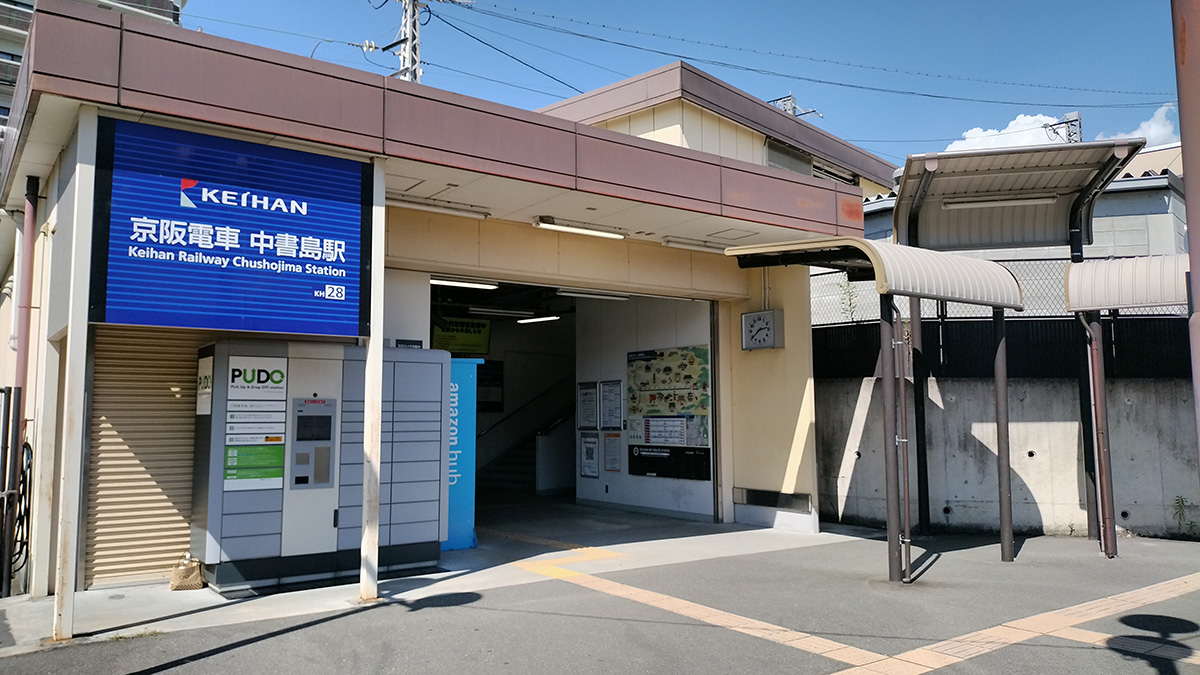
[1065,254,1189,312]
[727,237,1023,310]
[894,139,1145,251]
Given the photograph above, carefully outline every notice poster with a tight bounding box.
[600,380,623,430]
[578,382,599,430]
[604,433,622,472]
[580,432,600,478]
[626,346,711,480]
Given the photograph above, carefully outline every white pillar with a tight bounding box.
[360,158,386,601]
[52,106,98,640]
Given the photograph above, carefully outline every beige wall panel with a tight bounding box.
[728,266,816,497]
[718,118,738,159]
[387,211,748,299]
[628,108,655,137]
[691,251,750,297]
[387,207,480,267]
[628,241,693,290]
[642,125,684,147]
[384,269,431,347]
[680,101,704,150]
[557,232,629,283]
[604,115,630,135]
[700,109,722,155]
[478,220,561,276]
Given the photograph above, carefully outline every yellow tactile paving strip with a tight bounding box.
[489,528,1200,674]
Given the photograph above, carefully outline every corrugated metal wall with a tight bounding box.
[84,326,204,587]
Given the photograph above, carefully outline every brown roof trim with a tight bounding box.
[3,0,860,238]
[538,61,897,187]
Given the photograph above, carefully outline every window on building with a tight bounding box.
[765,138,814,176]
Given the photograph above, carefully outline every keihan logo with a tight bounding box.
[180,178,199,208]
[231,367,285,385]
[176,178,308,215]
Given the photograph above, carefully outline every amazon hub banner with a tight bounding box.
[89,118,372,337]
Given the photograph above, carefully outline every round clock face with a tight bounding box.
[747,314,772,345]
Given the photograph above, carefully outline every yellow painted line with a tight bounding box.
[831,571,1200,675]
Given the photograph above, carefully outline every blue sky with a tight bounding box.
[180,0,1181,166]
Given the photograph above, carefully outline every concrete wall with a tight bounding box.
[476,313,575,436]
[575,295,713,519]
[816,377,1200,537]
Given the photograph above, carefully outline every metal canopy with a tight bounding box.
[894,139,1145,251]
[1066,254,1189,312]
[727,237,1024,310]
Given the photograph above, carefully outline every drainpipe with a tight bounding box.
[14,177,37,434]
[1172,1,1200,499]
[2,177,35,597]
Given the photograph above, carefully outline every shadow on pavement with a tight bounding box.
[1106,614,1198,675]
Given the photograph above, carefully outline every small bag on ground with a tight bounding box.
[169,553,205,590]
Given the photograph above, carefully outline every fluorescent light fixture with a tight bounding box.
[467,306,535,318]
[430,277,499,290]
[516,315,561,324]
[533,216,625,240]
[557,288,630,301]
[661,237,727,254]
[941,195,1058,210]
[386,195,490,220]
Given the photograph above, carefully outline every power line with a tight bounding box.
[467,3,1174,98]
[424,61,569,98]
[455,5,1174,110]
[446,12,628,79]
[429,10,584,94]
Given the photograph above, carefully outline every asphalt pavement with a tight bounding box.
[0,499,1197,674]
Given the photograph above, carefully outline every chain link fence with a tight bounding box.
[811,259,1188,326]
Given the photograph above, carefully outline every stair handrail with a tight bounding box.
[478,374,575,439]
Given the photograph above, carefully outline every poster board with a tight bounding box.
[626,345,712,481]
[599,380,623,430]
[577,382,599,430]
[604,433,622,472]
[580,432,600,478]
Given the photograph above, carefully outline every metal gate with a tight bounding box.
[84,326,204,587]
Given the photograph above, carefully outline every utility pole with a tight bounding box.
[386,0,472,83]
[395,0,422,83]
[1044,112,1083,143]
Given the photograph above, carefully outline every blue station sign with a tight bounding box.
[90,118,371,337]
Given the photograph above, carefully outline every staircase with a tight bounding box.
[477,437,536,494]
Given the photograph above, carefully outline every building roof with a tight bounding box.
[537,61,897,188]
[2,0,865,253]
[893,140,1144,251]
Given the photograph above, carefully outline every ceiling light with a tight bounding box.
[661,237,727,253]
[533,216,625,240]
[557,288,630,301]
[467,307,535,318]
[430,277,499,290]
[386,196,490,220]
[516,315,561,324]
[941,195,1058,210]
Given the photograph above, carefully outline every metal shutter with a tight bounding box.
[84,326,204,588]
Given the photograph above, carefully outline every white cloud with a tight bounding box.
[1095,105,1179,147]
[945,114,1067,152]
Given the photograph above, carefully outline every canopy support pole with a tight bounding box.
[994,308,1014,562]
[881,296,902,582]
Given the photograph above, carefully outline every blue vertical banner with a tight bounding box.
[445,358,483,550]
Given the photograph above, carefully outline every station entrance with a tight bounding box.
[426,277,719,531]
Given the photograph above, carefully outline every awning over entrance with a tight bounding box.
[893,140,1145,251]
[1065,254,1189,312]
[725,236,1023,310]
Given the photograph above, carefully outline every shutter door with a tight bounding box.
[85,326,205,587]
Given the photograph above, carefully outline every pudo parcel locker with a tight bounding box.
[191,341,451,590]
